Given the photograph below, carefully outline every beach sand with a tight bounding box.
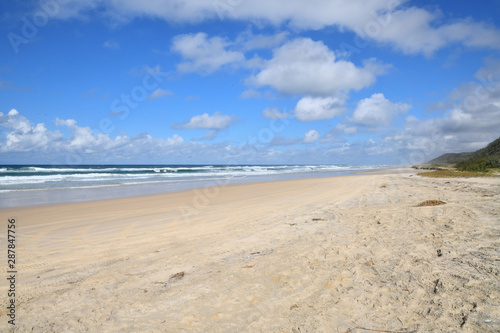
[1,169,499,332]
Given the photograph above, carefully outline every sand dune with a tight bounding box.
[1,169,499,332]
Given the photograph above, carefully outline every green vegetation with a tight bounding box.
[418,170,498,178]
[456,137,500,172]
[426,152,473,165]
[419,136,500,173]
[456,156,500,172]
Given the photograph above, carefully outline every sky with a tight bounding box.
[1,0,500,165]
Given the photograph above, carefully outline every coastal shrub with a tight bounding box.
[418,170,494,178]
[454,136,500,172]
[457,156,500,172]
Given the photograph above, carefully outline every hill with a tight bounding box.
[417,136,500,172]
[456,136,500,172]
[426,152,473,166]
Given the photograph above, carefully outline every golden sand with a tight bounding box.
[1,169,499,332]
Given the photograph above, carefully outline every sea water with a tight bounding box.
[0,164,386,208]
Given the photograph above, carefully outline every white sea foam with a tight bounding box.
[0,164,388,191]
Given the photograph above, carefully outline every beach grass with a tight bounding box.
[417,169,499,178]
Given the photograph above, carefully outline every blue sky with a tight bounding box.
[1,0,500,165]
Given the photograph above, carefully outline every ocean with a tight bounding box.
[0,164,386,208]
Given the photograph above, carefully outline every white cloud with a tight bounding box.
[248,38,387,96]
[1,109,34,133]
[350,93,410,128]
[46,1,500,55]
[165,134,184,145]
[171,32,244,74]
[303,130,320,144]
[382,62,500,160]
[319,61,500,160]
[343,126,358,136]
[55,118,77,127]
[1,111,62,152]
[262,107,289,119]
[147,88,173,100]
[0,111,184,158]
[359,8,500,57]
[294,96,345,121]
[43,0,385,28]
[172,112,236,130]
[0,110,335,164]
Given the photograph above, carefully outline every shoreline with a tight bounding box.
[0,167,391,209]
[1,170,390,218]
[1,168,499,332]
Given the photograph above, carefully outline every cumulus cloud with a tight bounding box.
[172,112,236,130]
[294,96,345,121]
[147,88,173,100]
[0,109,363,164]
[165,134,184,145]
[171,32,244,74]
[350,93,410,128]
[0,110,184,158]
[262,107,289,119]
[383,62,500,160]
[55,118,77,127]
[321,61,500,161]
[0,110,63,152]
[248,38,387,97]
[1,109,34,133]
[303,130,320,144]
[356,8,500,57]
[45,1,500,55]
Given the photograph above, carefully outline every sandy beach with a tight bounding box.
[1,168,499,332]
